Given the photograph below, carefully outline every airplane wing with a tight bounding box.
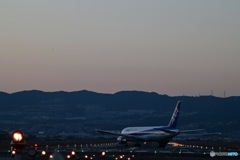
[0,130,10,134]
[94,129,145,140]
[153,128,179,134]
[179,132,221,136]
[94,129,123,136]
[180,129,205,133]
[179,129,221,136]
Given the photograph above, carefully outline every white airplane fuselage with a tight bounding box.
[96,101,182,147]
[120,126,180,142]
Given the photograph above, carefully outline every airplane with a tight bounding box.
[95,101,210,148]
[1,129,43,157]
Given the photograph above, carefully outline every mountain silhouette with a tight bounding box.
[0,90,239,139]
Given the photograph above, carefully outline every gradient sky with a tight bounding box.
[0,0,240,96]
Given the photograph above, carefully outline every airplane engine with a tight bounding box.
[117,136,127,144]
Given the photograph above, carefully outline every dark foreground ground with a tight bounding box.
[0,139,239,160]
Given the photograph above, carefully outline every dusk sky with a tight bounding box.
[1,0,240,96]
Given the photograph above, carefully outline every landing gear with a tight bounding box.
[134,143,141,147]
[118,141,128,147]
[158,142,166,148]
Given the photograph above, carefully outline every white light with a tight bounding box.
[12,150,16,155]
[67,155,71,159]
[12,132,23,142]
[85,155,88,158]
[71,151,76,155]
[41,151,46,156]
[102,151,106,156]
[50,155,53,159]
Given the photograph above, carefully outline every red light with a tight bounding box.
[34,144,38,150]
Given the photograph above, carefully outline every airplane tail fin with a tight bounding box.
[167,101,181,128]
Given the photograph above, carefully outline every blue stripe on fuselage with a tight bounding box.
[123,127,175,136]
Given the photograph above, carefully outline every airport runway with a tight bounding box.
[0,140,239,160]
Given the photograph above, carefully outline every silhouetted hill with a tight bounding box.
[1,90,239,111]
[0,90,239,138]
